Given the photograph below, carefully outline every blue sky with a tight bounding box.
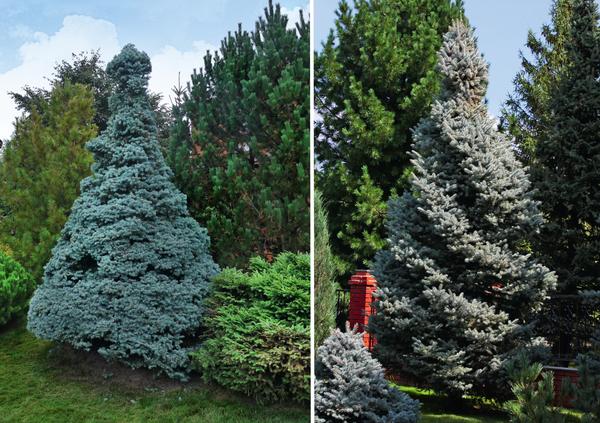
[0,0,308,138]
[315,0,556,118]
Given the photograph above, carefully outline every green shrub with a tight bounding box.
[0,251,35,326]
[191,253,310,403]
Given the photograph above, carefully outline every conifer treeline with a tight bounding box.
[317,0,600,402]
[0,1,310,276]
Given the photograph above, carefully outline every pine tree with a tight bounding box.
[315,325,420,423]
[314,190,339,348]
[27,45,218,380]
[505,354,565,423]
[502,0,573,164]
[524,0,600,295]
[0,83,96,281]
[167,1,309,268]
[369,21,556,399]
[316,0,464,275]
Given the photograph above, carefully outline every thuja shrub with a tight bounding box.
[27,45,219,380]
[0,252,35,326]
[191,253,310,403]
[315,325,420,423]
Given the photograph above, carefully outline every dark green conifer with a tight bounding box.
[502,0,573,164]
[527,0,600,295]
[167,1,309,268]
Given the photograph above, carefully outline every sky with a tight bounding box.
[0,0,308,139]
[315,0,557,118]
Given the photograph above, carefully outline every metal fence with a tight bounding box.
[335,289,350,329]
[536,294,600,365]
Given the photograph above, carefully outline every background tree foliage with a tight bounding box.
[315,0,464,276]
[10,51,112,132]
[0,83,96,281]
[513,0,600,295]
[502,0,573,165]
[9,50,171,139]
[168,0,309,268]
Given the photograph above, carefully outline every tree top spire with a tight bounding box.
[106,44,151,93]
[438,20,488,104]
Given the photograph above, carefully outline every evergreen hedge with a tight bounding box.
[191,253,310,403]
[0,252,35,326]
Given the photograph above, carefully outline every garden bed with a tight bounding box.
[0,320,309,423]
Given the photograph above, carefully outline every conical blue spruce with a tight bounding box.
[27,44,219,380]
[370,21,557,399]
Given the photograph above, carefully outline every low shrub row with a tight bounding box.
[0,251,35,326]
[191,253,310,403]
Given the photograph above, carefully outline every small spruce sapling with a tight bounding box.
[315,325,420,423]
[564,329,600,422]
[505,354,565,423]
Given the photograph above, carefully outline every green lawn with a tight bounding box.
[399,385,583,423]
[0,320,309,423]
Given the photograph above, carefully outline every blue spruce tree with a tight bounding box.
[369,21,556,399]
[27,44,219,380]
[315,325,420,423]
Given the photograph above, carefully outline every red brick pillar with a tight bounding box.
[544,366,579,408]
[348,270,377,350]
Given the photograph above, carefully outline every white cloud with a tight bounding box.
[0,15,120,139]
[149,40,215,105]
[0,15,216,140]
[281,3,309,31]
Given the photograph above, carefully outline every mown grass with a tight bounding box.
[399,385,583,422]
[0,320,309,423]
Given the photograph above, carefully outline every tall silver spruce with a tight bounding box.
[315,325,420,423]
[369,21,557,399]
[27,44,219,380]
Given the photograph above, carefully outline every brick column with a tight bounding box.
[348,269,377,350]
[544,366,579,408]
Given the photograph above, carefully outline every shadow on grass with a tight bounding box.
[398,385,584,423]
[398,386,508,423]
